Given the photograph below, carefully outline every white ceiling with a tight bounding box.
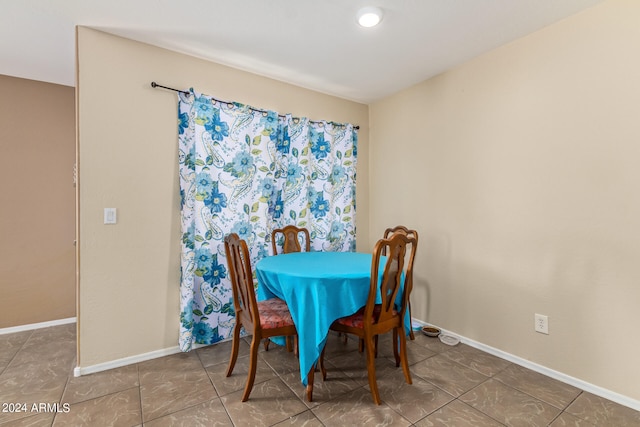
[0,0,602,104]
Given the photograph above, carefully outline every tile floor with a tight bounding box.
[1,323,639,426]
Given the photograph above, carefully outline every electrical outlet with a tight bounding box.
[535,313,549,334]
[104,208,117,224]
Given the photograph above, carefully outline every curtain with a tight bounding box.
[177,90,358,351]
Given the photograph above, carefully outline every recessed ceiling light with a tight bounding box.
[357,7,383,28]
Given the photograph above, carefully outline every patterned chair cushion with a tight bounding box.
[257,298,295,329]
[335,305,398,329]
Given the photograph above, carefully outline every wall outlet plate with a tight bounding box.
[535,313,549,334]
[104,208,117,224]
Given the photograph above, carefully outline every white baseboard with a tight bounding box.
[0,317,76,335]
[74,346,182,377]
[415,319,640,412]
[73,340,222,377]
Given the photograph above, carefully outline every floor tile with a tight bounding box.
[140,370,217,422]
[311,386,412,426]
[52,387,141,427]
[373,373,455,423]
[220,377,308,427]
[322,348,399,386]
[17,324,76,360]
[260,345,302,376]
[401,340,438,365]
[0,363,68,424]
[62,364,139,404]
[271,410,324,426]
[549,412,596,426]
[414,399,504,427]
[0,412,55,426]
[0,331,31,372]
[279,367,362,408]
[8,340,76,375]
[240,335,271,354]
[139,352,217,422]
[493,363,582,409]
[565,392,640,426]
[143,398,233,426]
[460,378,561,426]
[411,354,488,397]
[375,334,437,366]
[138,351,203,385]
[412,334,455,354]
[439,344,512,377]
[21,324,75,350]
[206,353,276,397]
[322,333,361,359]
[197,339,247,368]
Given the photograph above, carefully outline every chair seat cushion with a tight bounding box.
[257,298,295,329]
[335,305,398,329]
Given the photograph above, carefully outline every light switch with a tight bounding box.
[104,208,117,224]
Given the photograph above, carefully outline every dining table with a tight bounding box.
[255,251,410,394]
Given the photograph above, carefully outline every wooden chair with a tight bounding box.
[321,232,417,405]
[383,226,418,340]
[267,225,310,351]
[271,225,310,255]
[224,233,298,402]
[356,225,420,353]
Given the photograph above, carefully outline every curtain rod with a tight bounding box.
[151,81,190,95]
[150,81,359,130]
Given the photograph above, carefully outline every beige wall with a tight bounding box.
[370,0,640,401]
[76,27,369,367]
[0,75,76,328]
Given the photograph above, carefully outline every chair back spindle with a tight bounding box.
[224,233,259,332]
[382,226,418,339]
[271,225,311,255]
[367,233,415,327]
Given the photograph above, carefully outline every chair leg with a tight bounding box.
[319,345,327,381]
[398,327,412,385]
[360,335,379,357]
[364,335,381,405]
[264,337,295,352]
[409,302,415,340]
[374,335,379,358]
[241,335,261,402]
[392,329,400,367]
[226,322,241,377]
[306,365,315,402]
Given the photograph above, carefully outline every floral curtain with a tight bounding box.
[177,90,358,351]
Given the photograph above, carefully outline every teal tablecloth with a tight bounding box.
[255,251,409,386]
